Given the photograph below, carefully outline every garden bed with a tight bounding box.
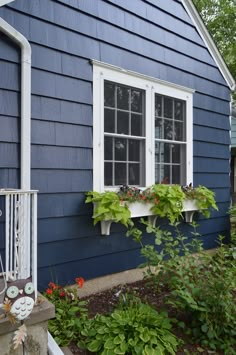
[68,279,226,355]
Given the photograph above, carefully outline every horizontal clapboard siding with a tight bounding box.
[0,0,231,288]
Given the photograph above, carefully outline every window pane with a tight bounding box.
[164,97,173,118]
[164,119,173,140]
[155,95,162,117]
[155,117,163,139]
[117,111,129,135]
[115,138,127,161]
[131,114,143,136]
[156,142,173,163]
[172,165,180,184]
[174,121,184,141]
[174,100,184,121]
[117,85,129,110]
[172,144,180,164]
[105,162,113,185]
[129,164,140,185]
[104,109,115,133]
[155,164,169,184]
[129,140,140,161]
[104,82,115,108]
[131,89,143,113]
[104,136,113,160]
[115,163,127,185]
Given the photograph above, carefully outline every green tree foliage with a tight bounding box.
[192,0,236,97]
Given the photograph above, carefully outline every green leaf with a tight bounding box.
[87,339,102,352]
[104,338,115,350]
[201,324,208,333]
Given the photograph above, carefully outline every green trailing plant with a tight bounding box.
[86,191,132,228]
[148,184,185,224]
[183,185,218,218]
[44,278,88,346]
[131,220,236,353]
[86,184,218,227]
[79,300,179,355]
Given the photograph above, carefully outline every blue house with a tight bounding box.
[0,0,235,289]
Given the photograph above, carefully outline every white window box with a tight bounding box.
[100,199,198,235]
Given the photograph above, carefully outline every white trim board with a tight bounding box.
[93,61,193,192]
[182,0,235,91]
[0,0,15,6]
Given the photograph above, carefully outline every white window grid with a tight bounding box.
[93,60,194,192]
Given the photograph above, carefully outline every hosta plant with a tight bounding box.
[79,300,179,355]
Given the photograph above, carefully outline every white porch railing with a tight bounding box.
[0,189,37,295]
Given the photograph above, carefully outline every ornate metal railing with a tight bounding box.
[0,189,37,295]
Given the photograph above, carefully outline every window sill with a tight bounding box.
[100,200,198,235]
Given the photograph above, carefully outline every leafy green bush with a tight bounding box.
[137,222,236,353]
[79,301,179,355]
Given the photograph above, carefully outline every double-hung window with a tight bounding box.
[93,61,193,192]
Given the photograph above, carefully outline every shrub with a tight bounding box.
[137,222,236,353]
[79,299,179,355]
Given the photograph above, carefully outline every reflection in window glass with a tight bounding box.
[115,163,127,185]
[131,89,143,112]
[117,85,129,110]
[164,97,173,118]
[104,81,145,186]
[155,94,186,185]
[129,164,140,185]
[104,137,113,160]
[104,109,115,133]
[117,111,129,135]
[104,82,115,108]
[129,140,140,162]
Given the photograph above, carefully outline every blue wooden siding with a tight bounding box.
[0,0,231,289]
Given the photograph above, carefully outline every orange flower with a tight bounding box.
[46,288,53,295]
[48,282,57,290]
[75,277,84,288]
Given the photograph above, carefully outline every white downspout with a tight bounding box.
[0,17,31,189]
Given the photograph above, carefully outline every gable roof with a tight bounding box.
[182,0,235,91]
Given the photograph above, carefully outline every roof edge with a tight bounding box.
[182,0,235,91]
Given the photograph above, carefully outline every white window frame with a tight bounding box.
[93,60,194,192]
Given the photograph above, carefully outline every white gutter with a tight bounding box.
[182,0,236,92]
[0,17,31,189]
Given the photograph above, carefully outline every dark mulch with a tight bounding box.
[69,279,225,355]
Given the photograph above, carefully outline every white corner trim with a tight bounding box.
[91,60,195,94]
[0,0,15,6]
[182,0,235,91]
[0,18,31,189]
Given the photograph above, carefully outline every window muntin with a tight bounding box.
[155,94,186,185]
[104,81,145,187]
[93,61,193,192]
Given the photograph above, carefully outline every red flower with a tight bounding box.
[46,288,53,295]
[59,291,65,298]
[48,282,57,290]
[75,277,84,288]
